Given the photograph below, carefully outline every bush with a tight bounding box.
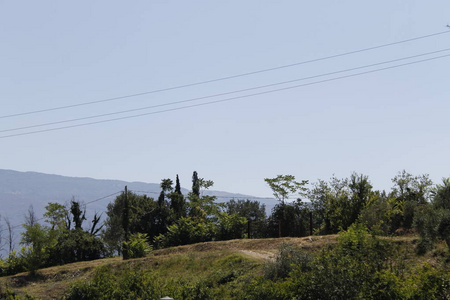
[123,233,152,259]
[154,217,216,248]
[264,242,311,280]
[65,265,214,300]
[233,277,289,300]
[2,250,27,276]
[48,229,106,265]
[286,224,397,299]
[65,266,160,300]
[405,264,450,299]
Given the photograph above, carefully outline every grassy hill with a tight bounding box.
[2,234,447,300]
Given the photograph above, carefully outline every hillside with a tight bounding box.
[2,234,444,300]
[2,236,337,299]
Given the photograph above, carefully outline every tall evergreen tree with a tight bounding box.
[170,175,186,219]
[192,171,200,197]
[175,174,182,195]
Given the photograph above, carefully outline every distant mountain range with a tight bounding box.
[0,169,276,245]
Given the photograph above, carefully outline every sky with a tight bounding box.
[1,1,450,198]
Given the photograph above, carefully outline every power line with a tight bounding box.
[131,190,276,200]
[1,52,449,139]
[1,30,449,120]
[85,191,123,205]
[2,47,450,134]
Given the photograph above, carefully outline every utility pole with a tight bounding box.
[122,186,129,260]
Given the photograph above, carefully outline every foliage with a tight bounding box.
[43,202,68,230]
[20,223,52,274]
[154,217,216,248]
[286,224,397,299]
[102,192,165,254]
[122,233,152,259]
[0,250,27,276]
[308,174,375,234]
[48,229,106,265]
[216,212,247,241]
[264,175,308,204]
[0,285,36,300]
[264,242,311,280]
[187,177,220,219]
[358,191,398,235]
[269,202,307,237]
[403,264,450,299]
[432,178,450,210]
[225,199,266,221]
[391,170,433,204]
[65,253,260,300]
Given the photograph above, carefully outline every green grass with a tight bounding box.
[0,235,447,299]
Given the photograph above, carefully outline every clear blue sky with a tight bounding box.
[1,1,449,197]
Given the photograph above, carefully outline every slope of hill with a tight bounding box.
[1,235,339,299]
[2,234,443,300]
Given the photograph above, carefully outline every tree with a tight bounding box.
[4,216,15,252]
[432,177,450,210]
[264,175,308,238]
[264,175,308,204]
[169,191,186,220]
[226,199,267,238]
[24,205,37,226]
[391,171,433,229]
[270,201,307,237]
[70,199,86,230]
[187,176,220,219]
[103,192,167,254]
[21,222,51,274]
[308,174,373,234]
[168,174,186,219]
[45,201,106,266]
[348,173,373,225]
[44,202,69,230]
[391,170,433,204]
[158,178,173,207]
[192,171,200,197]
[175,174,182,194]
[225,199,266,221]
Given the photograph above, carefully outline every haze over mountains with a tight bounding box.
[0,169,275,242]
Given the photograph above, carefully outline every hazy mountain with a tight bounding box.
[0,169,276,246]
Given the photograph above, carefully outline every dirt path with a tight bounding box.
[239,249,275,261]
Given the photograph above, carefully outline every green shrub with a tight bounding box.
[286,224,397,299]
[263,242,311,280]
[232,277,289,300]
[123,233,152,259]
[154,217,216,248]
[3,250,27,276]
[409,264,450,299]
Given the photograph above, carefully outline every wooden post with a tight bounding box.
[278,220,282,238]
[247,219,251,239]
[122,186,129,260]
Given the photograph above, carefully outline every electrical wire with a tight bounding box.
[1,30,449,120]
[1,52,449,139]
[2,47,450,134]
[131,190,276,200]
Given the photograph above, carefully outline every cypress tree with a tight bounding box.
[192,171,200,197]
[175,174,182,195]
